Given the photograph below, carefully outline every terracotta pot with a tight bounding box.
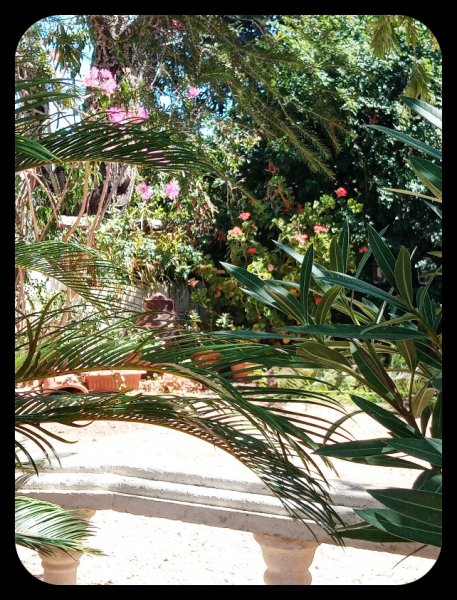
[191,352,222,366]
[83,370,145,392]
[230,362,256,380]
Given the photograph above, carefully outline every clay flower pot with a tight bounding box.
[191,351,222,367]
[83,370,145,392]
[230,362,256,381]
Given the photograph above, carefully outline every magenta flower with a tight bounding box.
[100,77,117,95]
[171,19,184,30]
[247,247,257,254]
[187,86,200,99]
[335,187,348,198]
[136,182,152,200]
[165,181,181,200]
[293,233,309,244]
[313,225,328,234]
[108,105,127,124]
[228,226,243,237]
[126,106,150,123]
[84,66,117,95]
[239,212,251,221]
[359,246,368,253]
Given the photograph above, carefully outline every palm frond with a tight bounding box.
[16,389,344,540]
[15,121,212,173]
[15,495,101,555]
[15,239,143,313]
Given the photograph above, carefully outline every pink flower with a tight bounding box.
[128,106,150,123]
[100,77,117,95]
[187,86,200,99]
[293,233,309,244]
[228,226,243,237]
[165,181,181,200]
[99,68,113,79]
[359,246,368,253]
[83,66,117,95]
[239,212,251,221]
[335,187,348,198]
[136,182,152,200]
[247,247,257,254]
[108,105,127,124]
[313,225,328,234]
[171,19,184,30]
[315,297,322,305]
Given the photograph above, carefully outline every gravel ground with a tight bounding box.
[16,396,439,585]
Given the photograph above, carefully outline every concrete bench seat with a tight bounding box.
[19,451,439,585]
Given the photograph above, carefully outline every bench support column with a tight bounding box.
[253,533,319,585]
[39,509,96,585]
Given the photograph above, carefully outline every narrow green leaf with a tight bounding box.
[220,263,280,309]
[412,387,437,419]
[414,471,442,493]
[396,339,417,371]
[394,246,414,307]
[355,508,441,546]
[285,323,426,340]
[329,238,344,272]
[350,343,398,402]
[299,245,314,323]
[401,96,442,129]
[350,394,420,438]
[315,272,407,310]
[409,157,442,200]
[387,438,442,467]
[265,285,307,324]
[338,223,350,273]
[315,286,341,324]
[338,523,406,543]
[369,488,441,529]
[272,240,304,264]
[367,125,441,160]
[298,341,353,372]
[316,438,394,458]
[431,391,442,438]
[367,225,397,289]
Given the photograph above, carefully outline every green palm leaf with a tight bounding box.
[15,121,211,173]
[15,496,101,555]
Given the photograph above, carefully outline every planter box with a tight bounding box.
[83,370,145,392]
[191,352,222,366]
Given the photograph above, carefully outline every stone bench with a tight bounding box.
[19,454,439,585]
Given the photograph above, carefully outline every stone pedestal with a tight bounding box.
[39,550,82,585]
[253,533,319,585]
[38,509,96,585]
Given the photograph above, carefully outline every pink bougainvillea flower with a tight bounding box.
[247,247,257,254]
[315,297,322,305]
[99,68,113,79]
[100,77,117,95]
[171,19,184,30]
[108,105,127,124]
[239,212,251,221]
[228,226,243,237]
[313,225,328,234]
[127,106,150,123]
[359,246,368,253]
[165,181,181,200]
[136,182,152,200]
[293,233,309,244]
[84,66,117,95]
[335,187,348,197]
[187,86,200,99]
